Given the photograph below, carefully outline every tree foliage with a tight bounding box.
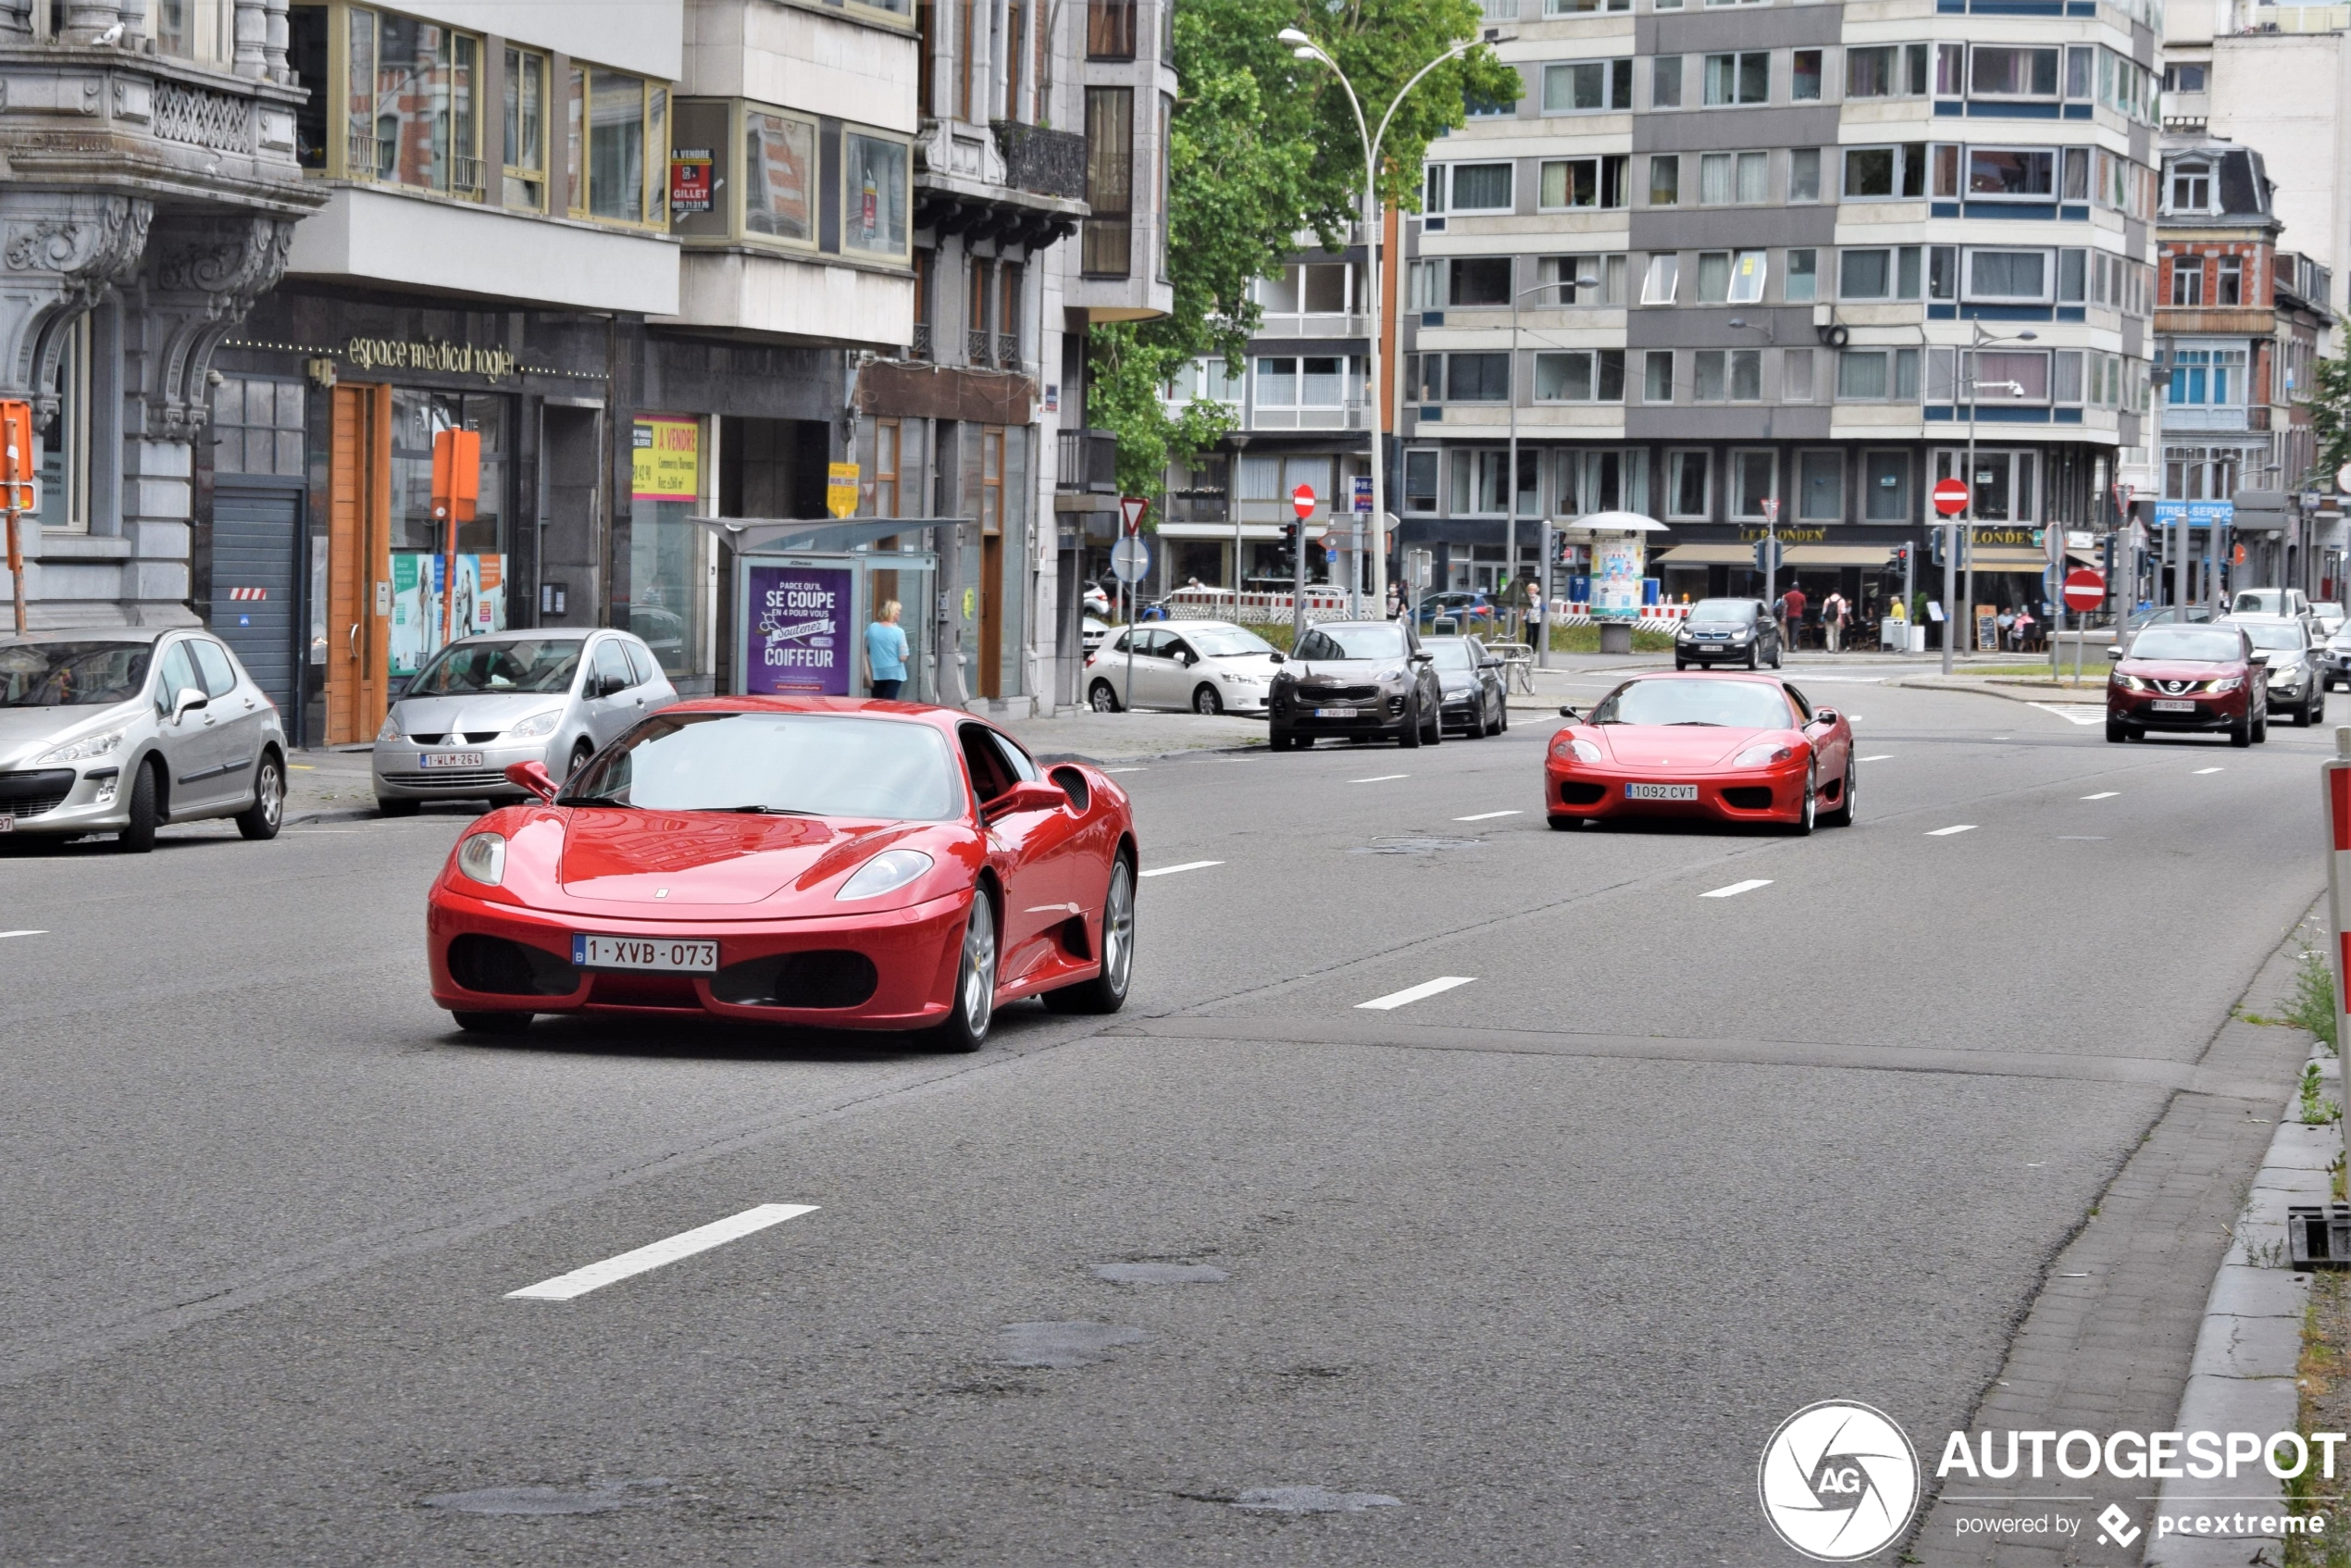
[1085,0,1517,504]
[2309,342,2351,489]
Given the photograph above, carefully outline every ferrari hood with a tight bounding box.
[1593,724,1794,770]
[558,809,889,904]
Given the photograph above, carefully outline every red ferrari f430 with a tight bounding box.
[425,698,1138,1051]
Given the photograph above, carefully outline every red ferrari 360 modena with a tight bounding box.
[1544,671,1857,832]
[425,697,1137,1051]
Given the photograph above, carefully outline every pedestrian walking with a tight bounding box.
[1822,590,1848,653]
[1782,584,1808,652]
[865,599,910,700]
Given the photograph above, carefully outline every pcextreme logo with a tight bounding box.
[1758,1400,1922,1562]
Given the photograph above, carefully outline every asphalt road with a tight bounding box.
[0,672,2330,1566]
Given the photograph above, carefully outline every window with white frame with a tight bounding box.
[2170,254,2204,306]
[1696,252,1733,305]
[2167,345,2248,407]
[1547,0,1631,15]
[1698,150,1770,205]
[1253,355,1361,408]
[1538,156,1630,209]
[2168,160,2213,214]
[1666,450,1710,518]
[1544,59,1635,112]
[1966,146,2057,201]
[1652,56,1683,107]
[1538,254,1625,305]
[2215,255,2244,305]
[1835,347,1920,401]
[1729,450,1777,517]
[1534,350,1627,402]
[1648,155,1680,205]
[1792,49,1823,100]
[1556,448,1648,516]
[1838,247,1922,301]
[1933,447,2038,520]
[1728,250,1767,304]
[2163,444,2250,502]
[1847,44,1930,98]
[1963,348,2050,403]
[1641,254,1680,305]
[1797,449,1843,519]
[1844,144,1928,200]
[1785,248,1818,302]
[1426,162,1514,213]
[1969,45,2060,98]
[1642,350,1675,402]
[1704,52,1770,105]
[1449,450,1512,514]
[1964,247,2052,304]
[1788,148,1822,202]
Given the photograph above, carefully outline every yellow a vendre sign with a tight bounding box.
[827,463,860,518]
[632,417,699,501]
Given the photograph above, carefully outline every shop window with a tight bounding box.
[503,46,547,210]
[387,392,511,678]
[212,376,306,479]
[347,7,481,195]
[568,65,668,227]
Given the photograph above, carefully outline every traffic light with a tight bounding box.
[1889,544,1909,570]
[1277,521,1299,572]
[1928,531,1946,566]
[1752,537,1782,575]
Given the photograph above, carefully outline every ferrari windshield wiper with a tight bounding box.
[1666,720,1723,727]
[709,803,819,815]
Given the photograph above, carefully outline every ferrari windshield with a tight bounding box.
[1591,678,1795,728]
[0,641,153,707]
[2129,628,2245,663]
[1296,623,1411,661]
[564,712,962,819]
[407,638,584,696]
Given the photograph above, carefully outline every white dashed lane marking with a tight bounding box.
[507,1204,819,1301]
[1926,825,1979,837]
[0,929,46,940]
[1859,754,1895,763]
[2195,767,2223,776]
[1138,861,1222,878]
[1357,977,1476,1011]
[1350,774,1409,784]
[2082,791,2119,801]
[1453,810,1521,822]
[1700,879,1773,899]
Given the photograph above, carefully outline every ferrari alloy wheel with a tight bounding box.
[1192,684,1223,716]
[1088,680,1123,713]
[1045,857,1134,1014]
[237,753,285,840]
[1787,764,1816,836]
[927,892,998,1052]
[451,1011,533,1035]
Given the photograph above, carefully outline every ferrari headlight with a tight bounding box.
[1551,736,1604,763]
[1733,742,1795,767]
[455,831,506,887]
[838,848,933,902]
[504,709,562,740]
[32,728,124,766]
[377,713,403,741]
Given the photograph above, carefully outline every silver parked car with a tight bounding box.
[0,626,288,852]
[371,629,676,815]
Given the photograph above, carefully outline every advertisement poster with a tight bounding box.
[745,564,852,696]
[669,150,713,215]
[1591,530,1645,619]
[390,553,505,676]
[632,417,700,502]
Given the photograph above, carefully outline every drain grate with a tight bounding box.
[422,1478,672,1516]
[995,1321,1145,1368]
[1350,836,1484,856]
[1091,1262,1229,1285]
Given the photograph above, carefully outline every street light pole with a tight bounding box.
[1946,324,2038,672]
[1282,28,1486,622]
[1506,270,1596,652]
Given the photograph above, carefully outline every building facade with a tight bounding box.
[1379,0,2164,627]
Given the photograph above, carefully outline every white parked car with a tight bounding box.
[1085,620,1282,715]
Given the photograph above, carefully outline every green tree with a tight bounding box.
[1085,0,1517,504]
[2308,341,2351,489]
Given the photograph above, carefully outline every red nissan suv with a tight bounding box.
[2107,623,2266,746]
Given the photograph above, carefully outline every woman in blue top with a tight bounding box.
[865,600,910,700]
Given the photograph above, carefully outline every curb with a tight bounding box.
[2142,1047,2332,1566]
[1892,677,2107,707]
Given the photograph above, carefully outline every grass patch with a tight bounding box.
[2287,1273,2351,1565]
[2248,950,2341,1054]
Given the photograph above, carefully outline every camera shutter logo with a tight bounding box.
[1758,1400,1921,1562]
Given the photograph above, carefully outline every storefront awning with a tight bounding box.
[1653,543,1760,566]
[1968,546,2054,569]
[1783,544,1900,566]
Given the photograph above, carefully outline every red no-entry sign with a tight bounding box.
[2062,566,2106,612]
[1933,478,1970,517]
[1291,484,1317,520]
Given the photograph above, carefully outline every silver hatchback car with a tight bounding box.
[0,626,288,851]
[371,628,677,814]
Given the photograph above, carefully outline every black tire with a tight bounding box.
[376,796,420,817]
[1745,645,1760,670]
[1548,815,1577,831]
[1822,756,1857,827]
[1399,702,1422,748]
[1770,642,1783,670]
[451,1010,533,1035]
[2232,713,2254,748]
[566,739,596,779]
[118,758,158,853]
[2313,690,2329,727]
[1499,703,1509,735]
[236,752,286,840]
[1675,657,1688,670]
[1041,858,1134,1015]
[1269,730,1295,753]
[2106,716,2126,743]
[920,892,997,1052]
[1786,764,1817,836]
[2255,706,2270,743]
[1191,684,1223,716]
[1088,680,1122,713]
[1424,698,1442,746]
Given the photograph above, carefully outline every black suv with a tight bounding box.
[1674,598,1782,670]
[1269,620,1445,750]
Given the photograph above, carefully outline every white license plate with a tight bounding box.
[2150,699,2197,713]
[419,751,486,770]
[1314,707,1357,718]
[1626,782,1699,801]
[571,934,720,973]
[0,815,12,833]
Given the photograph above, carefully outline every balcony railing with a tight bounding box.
[989,119,1088,201]
[998,333,1022,370]
[967,330,992,367]
[1057,428,1118,492]
[911,322,933,360]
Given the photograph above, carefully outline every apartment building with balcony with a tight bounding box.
[2156,141,2331,585]
[0,0,325,633]
[1390,0,2162,621]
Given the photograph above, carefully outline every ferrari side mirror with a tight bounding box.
[506,759,558,802]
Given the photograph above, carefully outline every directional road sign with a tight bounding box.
[1110,534,1151,583]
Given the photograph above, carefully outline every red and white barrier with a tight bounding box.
[1546,602,1690,631]
[1158,588,1358,624]
[2327,739,2351,1180]
[226,586,267,601]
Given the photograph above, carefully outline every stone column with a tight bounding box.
[0,0,34,42]
[231,0,265,79]
[263,0,289,82]
[62,0,122,44]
